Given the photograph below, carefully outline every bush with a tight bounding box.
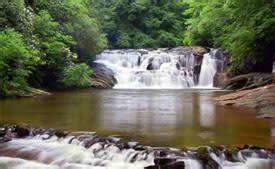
[61,63,92,89]
[0,29,39,97]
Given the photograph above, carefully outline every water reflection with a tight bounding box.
[0,89,274,147]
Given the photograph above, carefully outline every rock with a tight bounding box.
[223,73,272,90]
[89,62,117,89]
[147,158,185,169]
[0,128,7,137]
[24,88,51,97]
[144,166,158,169]
[272,73,275,84]
[194,147,220,169]
[55,131,69,138]
[154,158,177,166]
[215,84,275,118]
[15,124,31,138]
[165,161,185,169]
[213,73,228,88]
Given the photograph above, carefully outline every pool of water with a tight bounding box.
[0,89,274,148]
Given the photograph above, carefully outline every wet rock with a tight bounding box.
[165,161,185,169]
[144,166,158,169]
[223,73,272,90]
[215,84,275,118]
[21,88,51,98]
[89,62,117,89]
[194,147,220,169]
[147,63,154,70]
[224,148,241,163]
[15,124,30,138]
[55,131,69,138]
[147,159,185,169]
[213,73,228,88]
[0,127,7,137]
[154,157,177,166]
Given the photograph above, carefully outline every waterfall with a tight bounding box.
[95,47,224,89]
[95,48,197,89]
[0,134,274,169]
[198,49,224,88]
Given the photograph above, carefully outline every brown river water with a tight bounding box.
[0,89,274,148]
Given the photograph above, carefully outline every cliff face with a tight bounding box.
[215,84,275,118]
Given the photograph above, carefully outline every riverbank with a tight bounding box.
[0,124,274,169]
[215,84,275,118]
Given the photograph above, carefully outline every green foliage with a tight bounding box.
[0,29,39,97]
[0,0,107,96]
[97,0,188,48]
[0,0,33,37]
[30,10,76,88]
[184,0,275,75]
[61,63,92,88]
[35,0,107,60]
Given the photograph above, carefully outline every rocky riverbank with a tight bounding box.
[214,73,273,90]
[215,84,275,118]
[0,124,274,169]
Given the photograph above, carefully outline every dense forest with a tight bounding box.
[0,0,274,97]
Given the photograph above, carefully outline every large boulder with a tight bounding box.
[222,73,272,90]
[215,84,275,118]
[89,62,117,89]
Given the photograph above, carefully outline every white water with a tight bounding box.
[95,48,224,89]
[0,136,274,169]
[0,136,154,169]
[198,49,223,87]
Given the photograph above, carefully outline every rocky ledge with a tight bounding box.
[214,73,273,90]
[0,124,275,169]
[89,62,117,89]
[215,84,275,118]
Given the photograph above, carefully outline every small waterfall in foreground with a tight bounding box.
[95,47,224,89]
[0,132,274,169]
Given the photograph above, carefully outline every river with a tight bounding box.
[0,89,274,148]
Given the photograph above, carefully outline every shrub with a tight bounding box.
[0,29,39,97]
[61,63,92,89]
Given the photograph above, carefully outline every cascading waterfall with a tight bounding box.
[0,133,274,169]
[198,49,224,87]
[95,47,224,89]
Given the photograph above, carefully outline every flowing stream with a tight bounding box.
[95,48,224,89]
[0,48,275,169]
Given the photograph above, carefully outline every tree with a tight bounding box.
[0,29,39,97]
[96,0,188,48]
[184,0,275,76]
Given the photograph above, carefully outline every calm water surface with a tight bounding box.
[0,89,274,148]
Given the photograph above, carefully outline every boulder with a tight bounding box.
[215,84,275,118]
[223,73,272,90]
[89,62,117,89]
[15,124,31,138]
[146,158,185,169]
[213,73,228,88]
[194,147,220,169]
